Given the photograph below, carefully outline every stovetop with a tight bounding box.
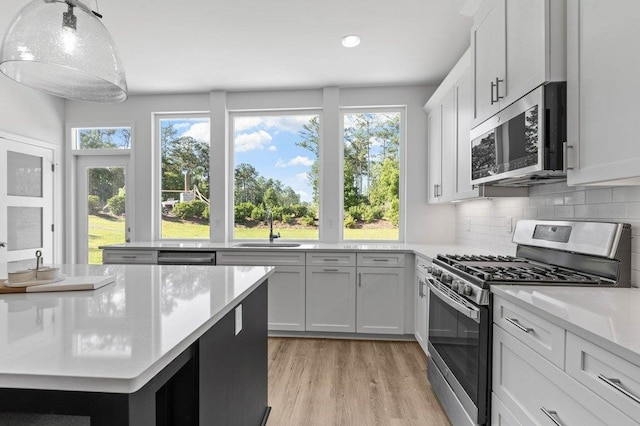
[434,254,603,286]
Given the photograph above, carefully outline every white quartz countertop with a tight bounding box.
[0,264,273,394]
[100,241,505,261]
[491,286,640,366]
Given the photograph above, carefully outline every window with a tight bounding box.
[73,127,131,150]
[158,115,210,239]
[231,112,320,240]
[342,110,402,241]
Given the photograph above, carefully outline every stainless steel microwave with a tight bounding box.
[470,83,566,186]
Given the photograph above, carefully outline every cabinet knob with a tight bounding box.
[0,241,5,248]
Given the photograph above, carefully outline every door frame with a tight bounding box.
[0,130,60,265]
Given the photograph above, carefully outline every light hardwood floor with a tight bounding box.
[267,338,451,426]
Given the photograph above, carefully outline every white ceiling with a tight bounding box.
[0,0,473,95]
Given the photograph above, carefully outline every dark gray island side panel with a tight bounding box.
[199,279,269,425]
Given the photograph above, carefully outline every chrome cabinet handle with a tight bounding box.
[505,317,533,333]
[490,80,497,104]
[495,77,504,101]
[0,241,5,248]
[418,279,424,297]
[121,255,137,259]
[563,142,574,171]
[598,374,640,404]
[540,407,563,426]
[323,268,339,272]
[372,258,389,262]
[358,273,362,287]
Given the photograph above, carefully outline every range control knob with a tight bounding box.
[451,279,461,291]
[460,284,473,296]
[426,266,434,274]
[432,269,442,278]
[441,274,453,285]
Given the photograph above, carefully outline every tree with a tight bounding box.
[296,116,320,205]
[234,163,259,203]
[161,122,210,199]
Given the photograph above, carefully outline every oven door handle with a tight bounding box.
[428,279,480,323]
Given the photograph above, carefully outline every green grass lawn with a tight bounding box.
[89,215,398,264]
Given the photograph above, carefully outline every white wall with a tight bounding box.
[0,77,65,262]
[455,182,640,287]
[65,85,457,245]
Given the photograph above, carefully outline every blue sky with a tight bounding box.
[233,115,317,203]
[162,115,317,203]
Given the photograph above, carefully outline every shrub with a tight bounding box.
[301,215,316,226]
[344,212,357,229]
[347,205,363,221]
[291,204,308,217]
[270,206,283,221]
[386,198,399,226]
[363,205,384,223]
[107,195,126,216]
[88,195,101,214]
[280,205,295,216]
[234,202,255,223]
[282,213,296,225]
[173,202,194,219]
[203,205,210,220]
[251,205,266,221]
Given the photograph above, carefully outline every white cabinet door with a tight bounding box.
[567,0,640,185]
[267,266,306,331]
[427,107,442,203]
[356,267,404,334]
[0,138,55,265]
[454,66,477,199]
[440,88,456,201]
[306,266,356,332]
[472,0,506,124]
[414,271,429,355]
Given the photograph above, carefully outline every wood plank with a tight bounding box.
[268,338,451,425]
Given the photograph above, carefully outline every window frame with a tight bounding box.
[70,123,135,155]
[228,109,323,242]
[338,107,406,242]
[153,112,211,241]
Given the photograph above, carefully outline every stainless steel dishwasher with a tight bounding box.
[157,251,216,265]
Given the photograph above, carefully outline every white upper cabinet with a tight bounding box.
[472,0,566,127]
[427,105,443,203]
[566,0,640,186]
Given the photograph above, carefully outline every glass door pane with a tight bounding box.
[76,156,130,264]
[0,139,54,266]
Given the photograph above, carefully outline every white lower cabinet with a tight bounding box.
[216,250,306,331]
[414,256,429,355]
[356,265,405,335]
[305,266,356,332]
[492,295,637,426]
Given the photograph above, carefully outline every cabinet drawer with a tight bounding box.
[491,393,522,426]
[494,296,565,368]
[493,326,635,426]
[216,250,305,266]
[306,252,356,267]
[566,332,640,420]
[415,255,430,272]
[102,249,157,264]
[357,252,405,267]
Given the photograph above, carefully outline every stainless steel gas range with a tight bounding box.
[426,220,631,426]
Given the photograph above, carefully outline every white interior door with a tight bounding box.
[75,155,131,264]
[0,139,54,265]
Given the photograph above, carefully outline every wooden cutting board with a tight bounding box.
[0,276,115,294]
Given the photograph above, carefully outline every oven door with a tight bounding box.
[427,279,490,424]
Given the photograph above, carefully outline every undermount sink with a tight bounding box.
[232,242,301,248]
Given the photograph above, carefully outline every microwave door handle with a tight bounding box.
[427,279,480,323]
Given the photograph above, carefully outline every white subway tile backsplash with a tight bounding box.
[586,188,613,204]
[554,205,575,218]
[455,182,640,287]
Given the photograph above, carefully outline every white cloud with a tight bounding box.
[296,172,309,181]
[268,145,277,152]
[183,122,210,143]
[275,155,314,168]
[234,130,273,152]
[234,116,263,132]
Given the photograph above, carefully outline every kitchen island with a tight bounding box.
[0,264,273,425]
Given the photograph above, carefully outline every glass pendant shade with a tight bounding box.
[0,0,127,102]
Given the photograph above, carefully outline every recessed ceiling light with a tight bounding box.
[341,35,361,48]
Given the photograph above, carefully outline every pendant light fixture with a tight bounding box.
[0,0,127,102]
